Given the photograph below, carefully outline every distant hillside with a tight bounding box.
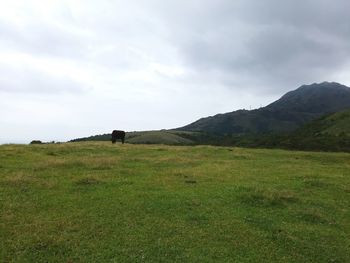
[71,131,210,145]
[178,82,350,135]
[126,131,195,145]
[234,108,350,152]
[276,108,350,151]
[70,133,111,142]
[70,108,350,151]
[294,108,350,137]
[70,82,350,151]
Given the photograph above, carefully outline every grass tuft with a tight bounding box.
[185,180,197,184]
[297,209,329,224]
[75,177,102,186]
[240,188,299,207]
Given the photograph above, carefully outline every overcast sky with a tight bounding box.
[1,0,350,143]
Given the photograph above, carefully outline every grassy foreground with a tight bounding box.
[1,142,349,262]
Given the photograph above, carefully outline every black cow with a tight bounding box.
[111,130,125,144]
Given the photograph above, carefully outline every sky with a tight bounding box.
[1,0,350,143]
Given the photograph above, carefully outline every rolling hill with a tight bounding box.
[70,82,350,151]
[71,131,202,145]
[126,131,195,145]
[292,108,350,137]
[274,108,350,151]
[177,82,350,135]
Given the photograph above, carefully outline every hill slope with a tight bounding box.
[126,131,195,145]
[275,108,350,151]
[294,108,350,137]
[71,131,200,145]
[178,82,350,135]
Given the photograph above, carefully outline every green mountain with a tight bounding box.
[178,82,350,135]
[295,108,350,137]
[70,82,350,151]
[274,108,350,151]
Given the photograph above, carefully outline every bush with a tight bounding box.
[30,140,42,144]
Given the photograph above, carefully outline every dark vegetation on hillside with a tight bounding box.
[192,108,350,152]
[271,109,350,152]
[30,140,59,145]
[70,134,111,142]
[71,82,350,152]
[30,140,43,144]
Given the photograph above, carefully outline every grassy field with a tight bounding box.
[1,142,349,262]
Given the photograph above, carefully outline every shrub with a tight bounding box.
[30,140,42,144]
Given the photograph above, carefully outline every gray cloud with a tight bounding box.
[148,0,350,92]
[1,0,350,142]
[3,0,348,94]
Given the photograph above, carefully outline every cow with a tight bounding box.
[111,130,125,144]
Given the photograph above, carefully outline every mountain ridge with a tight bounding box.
[177,82,350,135]
[258,108,350,152]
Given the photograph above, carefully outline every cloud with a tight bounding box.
[1,0,350,142]
[148,0,350,93]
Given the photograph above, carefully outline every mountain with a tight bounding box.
[293,108,350,137]
[70,82,350,151]
[273,108,350,152]
[178,82,350,135]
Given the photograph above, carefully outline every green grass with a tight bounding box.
[1,142,349,262]
[126,131,195,145]
[291,108,350,138]
[319,109,350,136]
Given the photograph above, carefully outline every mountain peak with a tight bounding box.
[178,82,350,135]
[297,81,349,91]
[266,82,350,113]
